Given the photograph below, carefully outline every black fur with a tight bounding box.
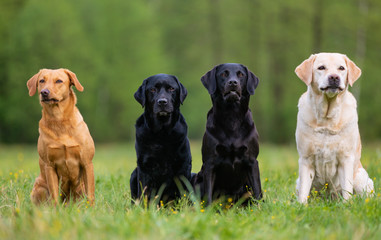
[193,63,262,204]
[130,74,192,202]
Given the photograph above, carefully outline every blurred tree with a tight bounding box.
[0,0,380,143]
[0,0,27,142]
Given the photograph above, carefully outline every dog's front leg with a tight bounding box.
[45,165,59,204]
[83,162,95,205]
[250,159,263,200]
[204,168,215,205]
[338,157,354,200]
[297,158,314,204]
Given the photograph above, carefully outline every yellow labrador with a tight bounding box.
[27,68,95,205]
[294,53,374,203]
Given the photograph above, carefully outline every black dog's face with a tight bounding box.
[146,76,178,117]
[134,74,187,122]
[201,63,259,104]
[216,64,247,103]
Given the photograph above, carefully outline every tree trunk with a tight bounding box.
[353,0,368,104]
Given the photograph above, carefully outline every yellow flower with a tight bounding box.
[228,198,233,203]
[307,195,310,199]
[265,178,268,182]
[200,209,205,213]
[14,173,18,180]
[271,216,275,220]
[9,172,13,175]
[264,190,267,193]
[365,198,370,203]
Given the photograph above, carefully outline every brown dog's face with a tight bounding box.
[38,69,72,104]
[27,68,83,105]
[295,53,361,99]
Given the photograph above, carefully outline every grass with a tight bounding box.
[0,142,380,240]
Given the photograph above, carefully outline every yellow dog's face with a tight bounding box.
[313,53,348,98]
[27,68,83,105]
[295,53,361,98]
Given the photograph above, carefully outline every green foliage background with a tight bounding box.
[1,0,381,143]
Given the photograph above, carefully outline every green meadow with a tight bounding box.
[0,142,380,240]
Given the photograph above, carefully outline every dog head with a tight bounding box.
[27,68,83,105]
[201,63,259,103]
[134,74,187,123]
[295,53,361,98]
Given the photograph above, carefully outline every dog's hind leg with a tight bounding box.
[130,168,138,200]
[354,168,374,196]
[30,175,50,205]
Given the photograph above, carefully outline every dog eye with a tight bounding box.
[39,79,45,84]
[317,66,326,70]
[237,72,244,78]
[56,79,63,83]
[221,71,229,78]
[338,66,345,70]
[150,88,156,93]
[168,87,175,92]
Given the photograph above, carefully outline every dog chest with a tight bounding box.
[46,144,82,180]
[307,130,345,185]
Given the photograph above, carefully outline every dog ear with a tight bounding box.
[201,65,218,94]
[63,69,84,92]
[344,56,362,87]
[172,75,188,104]
[134,79,147,107]
[27,69,43,96]
[295,54,316,85]
[242,65,259,95]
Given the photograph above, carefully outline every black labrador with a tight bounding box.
[130,74,192,202]
[192,63,263,204]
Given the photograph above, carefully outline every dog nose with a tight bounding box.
[40,89,50,97]
[157,98,168,106]
[328,74,340,86]
[228,79,238,86]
